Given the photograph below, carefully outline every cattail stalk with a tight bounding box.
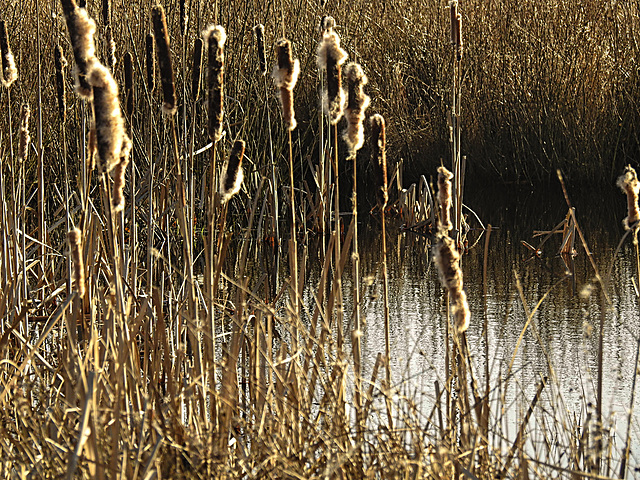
[123,51,134,118]
[145,33,155,92]
[68,228,86,297]
[0,20,17,88]
[152,5,177,115]
[273,38,299,131]
[220,140,244,204]
[371,113,393,429]
[205,25,225,142]
[343,63,370,158]
[617,165,640,230]
[60,0,97,98]
[253,24,266,76]
[317,18,348,124]
[89,62,126,174]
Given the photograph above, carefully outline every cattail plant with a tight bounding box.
[205,25,225,142]
[123,51,134,118]
[220,140,245,204]
[370,114,388,208]
[54,45,67,121]
[180,0,187,37]
[273,38,299,131]
[89,62,126,174]
[449,0,463,61]
[18,104,30,162]
[343,63,370,158]
[152,5,176,115]
[437,166,453,232]
[191,38,203,101]
[67,228,86,297]
[434,166,469,335]
[145,33,155,92]
[112,136,132,213]
[0,20,17,88]
[617,165,640,230]
[101,0,111,26]
[253,24,267,76]
[317,17,348,124]
[60,0,97,98]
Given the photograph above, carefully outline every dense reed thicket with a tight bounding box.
[1,0,640,478]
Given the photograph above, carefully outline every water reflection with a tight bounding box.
[346,185,640,459]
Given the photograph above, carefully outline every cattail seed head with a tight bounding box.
[205,25,226,142]
[105,25,116,71]
[273,38,300,131]
[343,62,370,157]
[191,38,203,101]
[0,20,17,88]
[437,166,453,232]
[112,135,132,213]
[617,165,640,230]
[434,233,469,334]
[220,140,245,203]
[253,24,267,75]
[152,5,177,115]
[370,114,387,208]
[321,15,335,34]
[317,24,348,124]
[18,104,30,163]
[61,0,98,98]
[67,228,86,297]
[54,45,68,121]
[89,62,126,174]
[123,51,134,118]
[449,0,463,60]
[145,33,155,92]
[180,0,187,37]
[102,0,111,26]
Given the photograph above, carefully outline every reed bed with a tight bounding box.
[0,0,639,478]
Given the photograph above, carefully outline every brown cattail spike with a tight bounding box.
[105,25,116,71]
[370,114,387,208]
[220,140,245,203]
[67,228,86,297]
[191,38,203,101]
[145,33,155,92]
[89,62,126,174]
[343,63,370,158]
[60,0,97,98]
[152,5,177,115]
[54,45,68,122]
[180,0,187,36]
[434,233,469,335]
[0,20,17,88]
[617,165,640,230]
[205,25,226,142]
[437,166,454,232]
[317,22,348,124]
[253,24,267,75]
[449,0,463,60]
[112,135,132,213]
[273,38,300,131]
[18,104,30,163]
[102,0,111,26]
[123,51,134,118]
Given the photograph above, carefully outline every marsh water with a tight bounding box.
[326,183,640,463]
